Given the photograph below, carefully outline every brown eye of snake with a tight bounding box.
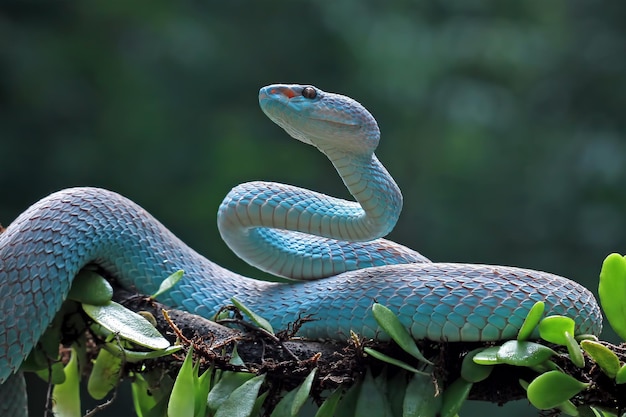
[301,86,317,99]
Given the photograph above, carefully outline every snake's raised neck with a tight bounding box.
[217,84,423,279]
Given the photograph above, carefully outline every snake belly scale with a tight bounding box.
[0,84,602,411]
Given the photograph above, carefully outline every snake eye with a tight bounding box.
[301,86,317,99]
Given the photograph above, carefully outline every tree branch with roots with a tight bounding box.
[27,256,626,416]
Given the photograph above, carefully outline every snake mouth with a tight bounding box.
[259,88,291,114]
[273,86,298,98]
[308,116,360,128]
[259,85,299,102]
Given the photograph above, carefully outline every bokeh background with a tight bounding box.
[2,0,625,416]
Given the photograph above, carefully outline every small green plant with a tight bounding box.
[34,254,626,416]
[598,253,626,340]
[358,252,626,416]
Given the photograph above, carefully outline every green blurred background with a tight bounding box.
[2,0,624,415]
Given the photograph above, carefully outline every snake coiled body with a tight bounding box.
[0,84,602,413]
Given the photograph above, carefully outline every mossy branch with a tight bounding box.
[108,286,626,413]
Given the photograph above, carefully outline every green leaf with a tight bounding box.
[495,340,556,367]
[52,347,81,417]
[87,348,122,400]
[403,371,442,417]
[270,385,299,417]
[151,270,184,299]
[539,315,576,345]
[518,301,545,341]
[103,343,181,362]
[291,368,317,416]
[251,391,269,417]
[231,297,274,334]
[558,399,580,417]
[314,388,343,417]
[131,373,157,417]
[82,301,170,350]
[229,345,246,367]
[168,347,196,417]
[439,377,472,417]
[22,344,59,374]
[616,364,626,384]
[333,380,361,417]
[387,370,407,417]
[578,405,605,417]
[371,303,433,365]
[354,369,392,417]
[23,302,79,374]
[68,270,114,305]
[526,371,589,410]
[138,311,158,327]
[194,363,212,417]
[576,334,599,342]
[148,398,170,417]
[564,331,585,368]
[207,371,256,413]
[268,369,317,417]
[580,340,620,378]
[461,348,494,382]
[519,379,529,390]
[598,253,626,341]
[34,361,66,385]
[364,347,428,374]
[214,374,266,417]
[472,346,501,365]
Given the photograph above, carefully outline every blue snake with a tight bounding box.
[0,84,602,413]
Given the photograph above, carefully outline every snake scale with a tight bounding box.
[0,84,602,414]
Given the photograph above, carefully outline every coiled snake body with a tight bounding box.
[0,84,602,412]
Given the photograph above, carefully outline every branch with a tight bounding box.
[112,288,360,393]
[96,285,626,414]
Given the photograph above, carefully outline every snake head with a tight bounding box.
[259,84,380,155]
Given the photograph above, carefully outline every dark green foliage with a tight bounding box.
[2,1,624,286]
